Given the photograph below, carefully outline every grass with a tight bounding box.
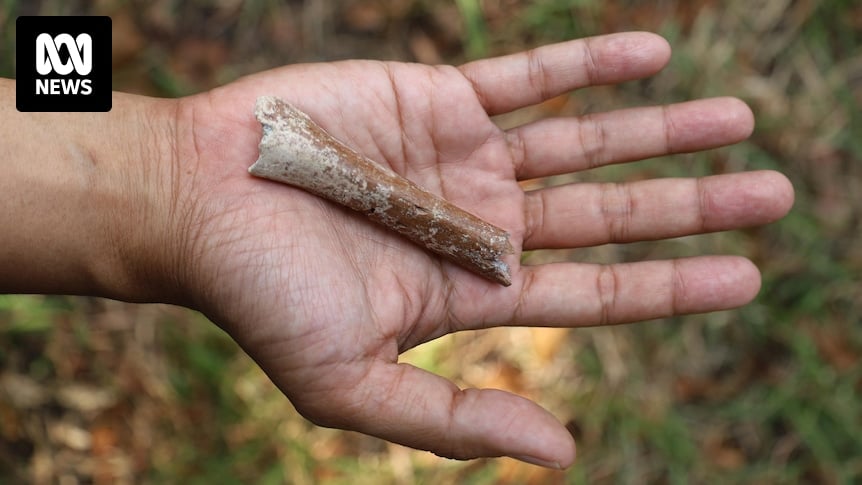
[2,0,861,483]
[455,0,488,58]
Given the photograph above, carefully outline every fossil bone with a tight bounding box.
[249,95,513,286]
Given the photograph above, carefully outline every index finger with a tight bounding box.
[458,32,672,116]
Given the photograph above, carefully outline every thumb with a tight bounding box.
[305,361,577,468]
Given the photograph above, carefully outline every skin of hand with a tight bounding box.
[0,33,794,468]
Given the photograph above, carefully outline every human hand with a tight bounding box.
[164,32,793,467]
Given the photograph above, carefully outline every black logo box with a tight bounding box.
[16,16,112,112]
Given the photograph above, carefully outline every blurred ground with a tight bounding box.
[1,0,861,483]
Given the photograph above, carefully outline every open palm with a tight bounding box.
[168,33,792,467]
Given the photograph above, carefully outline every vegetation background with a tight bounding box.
[1,0,860,483]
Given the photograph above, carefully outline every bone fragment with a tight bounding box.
[249,95,513,286]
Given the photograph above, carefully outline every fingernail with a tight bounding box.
[513,455,563,469]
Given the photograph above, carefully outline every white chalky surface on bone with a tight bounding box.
[250,96,393,213]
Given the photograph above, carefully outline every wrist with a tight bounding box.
[93,93,190,304]
[0,79,190,304]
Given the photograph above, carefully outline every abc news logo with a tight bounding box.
[17,16,111,112]
[36,33,94,95]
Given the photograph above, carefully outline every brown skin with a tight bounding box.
[0,33,794,468]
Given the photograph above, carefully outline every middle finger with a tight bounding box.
[522,170,793,249]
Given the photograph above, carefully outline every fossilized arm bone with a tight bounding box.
[248,96,513,286]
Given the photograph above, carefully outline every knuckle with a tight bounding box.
[505,129,529,175]
[600,183,635,242]
[525,48,551,101]
[578,113,608,169]
[580,38,600,85]
[523,191,546,246]
[596,265,619,325]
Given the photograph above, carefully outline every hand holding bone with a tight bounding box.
[0,33,794,467]
[175,33,793,466]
